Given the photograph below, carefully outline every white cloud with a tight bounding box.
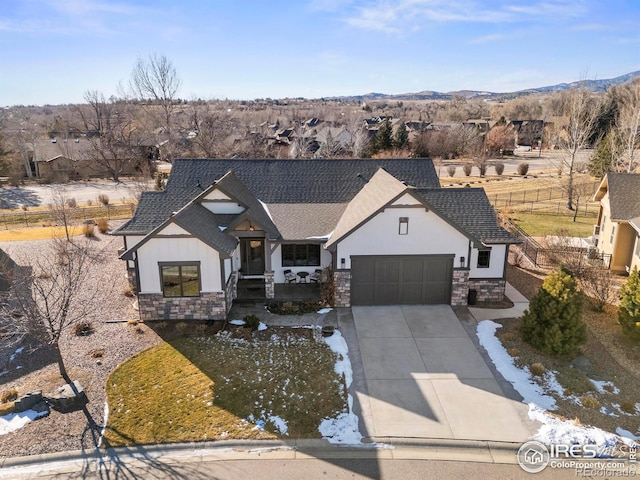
[344,0,592,33]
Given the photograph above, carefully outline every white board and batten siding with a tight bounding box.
[136,236,223,294]
[335,207,469,269]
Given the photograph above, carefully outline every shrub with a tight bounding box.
[580,395,601,409]
[243,314,261,331]
[462,163,473,176]
[499,332,517,342]
[494,162,505,175]
[619,267,640,341]
[83,223,95,237]
[555,366,593,395]
[66,198,77,208]
[475,159,488,177]
[97,217,109,233]
[447,165,456,177]
[529,363,546,377]
[74,322,94,336]
[620,400,637,414]
[0,388,18,403]
[98,194,110,206]
[123,285,136,297]
[507,347,521,357]
[517,162,529,176]
[86,199,93,207]
[520,268,586,357]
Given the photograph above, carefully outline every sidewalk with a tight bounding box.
[467,282,529,322]
[0,438,523,478]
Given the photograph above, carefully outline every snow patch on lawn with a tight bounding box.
[228,319,245,326]
[319,330,362,444]
[477,320,639,449]
[529,404,633,448]
[0,409,48,436]
[258,322,268,331]
[590,379,619,395]
[317,308,332,315]
[476,320,556,410]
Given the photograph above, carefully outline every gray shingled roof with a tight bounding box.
[604,173,640,220]
[414,188,517,244]
[325,168,408,248]
[209,171,280,240]
[267,203,348,240]
[115,158,440,236]
[172,203,238,256]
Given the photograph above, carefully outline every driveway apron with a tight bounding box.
[352,305,533,442]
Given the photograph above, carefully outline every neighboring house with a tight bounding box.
[509,120,545,148]
[113,158,518,322]
[593,173,640,273]
[28,138,147,181]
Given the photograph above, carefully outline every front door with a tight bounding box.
[240,238,265,276]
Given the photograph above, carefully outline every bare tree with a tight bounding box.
[485,124,515,157]
[1,236,107,381]
[130,54,181,161]
[47,187,76,241]
[76,90,141,182]
[553,85,602,209]
[612,79,640,173]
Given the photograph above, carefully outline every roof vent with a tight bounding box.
[51,138,57,143]
[196,180,204,191]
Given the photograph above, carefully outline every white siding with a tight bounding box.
[124,235,144,249]
[202,201,245,214]
[157,223,190,236]
[335,207,469,269]
[271,245,332,283]
[224,258,232,281]
[469,244,506,278]
[392,193,422,206]
[203,190,231,200]
[136,237,222,293]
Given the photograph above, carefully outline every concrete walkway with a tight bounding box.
[351,305,534,443]
[468,282,529,321]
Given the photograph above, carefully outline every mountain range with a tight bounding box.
[330,71,640,102]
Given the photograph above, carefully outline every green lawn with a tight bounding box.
[104,330,346,446]
[510,211,597,237]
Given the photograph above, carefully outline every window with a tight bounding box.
[399,217,409,235]
[610,225,616,245]
[636,236,640,258]
[477,250,491,268]
[281,244,321,267]
[160,263,201,297]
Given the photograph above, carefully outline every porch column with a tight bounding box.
[264,271,275,299]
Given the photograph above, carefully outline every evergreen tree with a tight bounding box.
[588,130,615,178]
[394,122,409,149]
[374,118,393,152]
[619,267,640,341]
[520,268,586,356]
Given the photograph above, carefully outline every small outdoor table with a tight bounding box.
[297,271,309,283]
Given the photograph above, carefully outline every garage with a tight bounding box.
[350,255,453,305]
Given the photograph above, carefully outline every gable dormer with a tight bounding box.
[200,188,245,214]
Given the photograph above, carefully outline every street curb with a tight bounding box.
[0,437,521,471]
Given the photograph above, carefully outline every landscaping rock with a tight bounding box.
[14,390,43,413]
[571,356,592,374]
[45,381,87,412]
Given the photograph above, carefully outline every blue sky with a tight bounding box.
[1,0,638,106]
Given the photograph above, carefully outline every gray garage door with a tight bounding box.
[350,255,453,305]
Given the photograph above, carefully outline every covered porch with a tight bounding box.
[235,279,321,303]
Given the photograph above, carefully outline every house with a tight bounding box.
[113,158,518,322]
[593,173,640,273]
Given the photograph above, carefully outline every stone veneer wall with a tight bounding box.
[333,270,351,307]
[138,292,227,321]
[469,279,506,302]
[225,272,238,312]
[126,269,137,290]
[451,269,470,306]
[264,272,275,299]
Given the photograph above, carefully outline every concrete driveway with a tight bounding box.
[351,305,534,442]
